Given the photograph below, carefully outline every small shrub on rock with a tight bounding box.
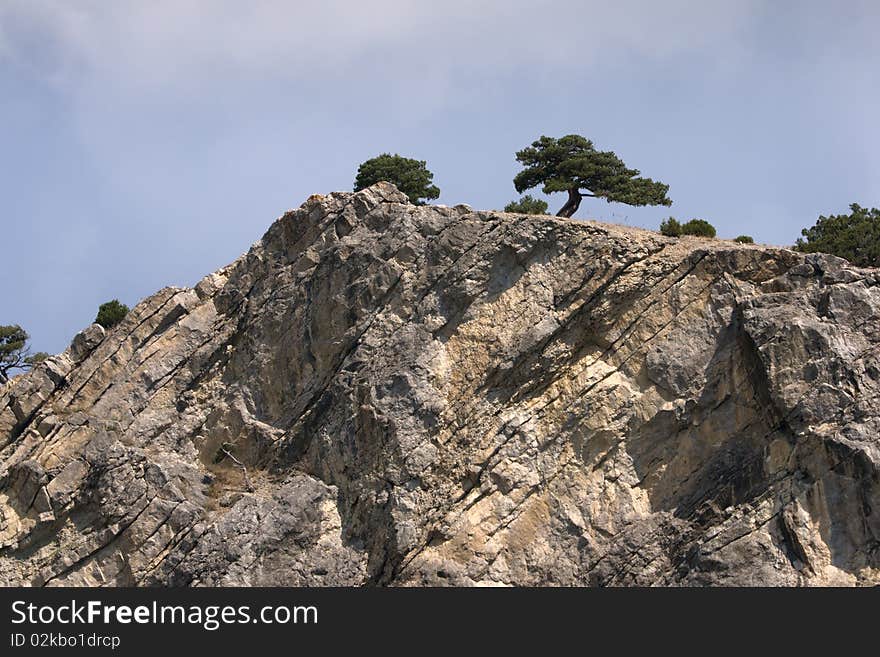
[504,195,549,215]
[660,217,682,237]
[681,219,716,238]
[95,300,129,329]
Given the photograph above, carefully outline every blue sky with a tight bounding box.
[2,1,879,355]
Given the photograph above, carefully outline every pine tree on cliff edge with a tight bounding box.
[513,135,672,218]
[0,325,48,383]
[354,154,440,205]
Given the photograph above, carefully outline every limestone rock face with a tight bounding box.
[3,182,880,586]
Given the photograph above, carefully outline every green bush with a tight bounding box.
[659,217,682,237]
[25,352,49,365]
[796,203,880,267]
[681,219,716,238]
[95,300,129,329]
[504,195,549,215]
[734,235,754,244]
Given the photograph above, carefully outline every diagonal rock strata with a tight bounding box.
[2,182,880,586]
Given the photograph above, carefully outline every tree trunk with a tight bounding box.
[556,187,582,218]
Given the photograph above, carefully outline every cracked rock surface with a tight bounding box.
[2,182,880,586]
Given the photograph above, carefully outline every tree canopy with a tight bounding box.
[95,300,129,329]
[504,195,548,215]
[0,325,47,383]
[795,203,880,267]
[354,153,440,205]
[513,135,672,218]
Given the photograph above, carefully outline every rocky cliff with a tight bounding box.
[2,183,880,586]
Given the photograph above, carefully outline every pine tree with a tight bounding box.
[354,154,440,205]
[796,204,880,267]
[513,135,671,218]
[0,325,47,383]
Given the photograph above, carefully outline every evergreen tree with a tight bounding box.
[354,154,440,205]
[0,325,46,383]
[796,203,880,267]
[513,135,671,218]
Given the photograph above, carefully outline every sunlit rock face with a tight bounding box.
[2,182,880,587]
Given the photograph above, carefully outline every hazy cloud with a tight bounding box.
[2,1,760,97]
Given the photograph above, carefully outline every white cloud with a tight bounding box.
[1,0,760,96]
